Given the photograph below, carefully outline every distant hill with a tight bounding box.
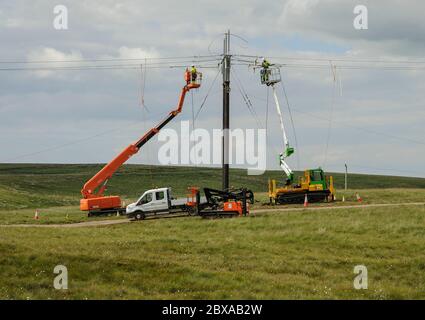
[0,163,424,210]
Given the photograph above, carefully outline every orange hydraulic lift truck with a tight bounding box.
[80,70,202,216]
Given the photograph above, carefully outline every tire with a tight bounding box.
[187,206,197,216]
[135,212,145,221]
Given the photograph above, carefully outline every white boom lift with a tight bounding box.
[259,60,335,205]
[260,65,294,184]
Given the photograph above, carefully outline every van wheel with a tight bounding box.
[135,212,145,220]
[187,207,197,216]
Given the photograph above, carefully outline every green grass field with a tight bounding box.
[1,204,425,299]
[1,164,425,299]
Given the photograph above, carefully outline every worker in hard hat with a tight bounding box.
[261,58,272,85]
[190,65,197,83]
[262,58,271,69]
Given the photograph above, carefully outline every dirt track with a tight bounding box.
[1,202,424,228]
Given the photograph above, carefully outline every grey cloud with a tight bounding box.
[0,0,424,177]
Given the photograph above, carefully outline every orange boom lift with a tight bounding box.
[80,70,201,215]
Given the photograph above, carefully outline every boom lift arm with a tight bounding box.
[80,71,201,212]
[271,85,294,184]
[259,63,295,185]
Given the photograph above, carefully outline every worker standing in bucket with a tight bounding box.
[261,58,272,84]
[190,65,197,83]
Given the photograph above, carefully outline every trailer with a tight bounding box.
[196,187,254,218]
[126,186,254,220]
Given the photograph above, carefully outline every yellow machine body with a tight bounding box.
[268,169,335,204]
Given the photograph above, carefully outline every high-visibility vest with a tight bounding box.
[191,67,197,74]
[262,61,270,68]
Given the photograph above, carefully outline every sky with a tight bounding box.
[0,0,424,178]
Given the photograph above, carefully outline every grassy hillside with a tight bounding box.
[0,163,424,211]
[1,204,425,299]
[1,164,425,300]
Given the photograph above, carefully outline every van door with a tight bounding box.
[137,192,154,211]
[150,190,169,212]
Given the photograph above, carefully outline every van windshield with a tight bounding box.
[139,193,153,205]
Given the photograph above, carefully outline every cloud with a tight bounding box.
[0,1,424,177]
[26,47,83,78]
[116,46,159,60]
[279,0,425,57]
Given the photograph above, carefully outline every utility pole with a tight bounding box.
[344,163,348,191]
[222,30,231,190]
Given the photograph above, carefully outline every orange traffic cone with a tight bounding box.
[304,194,309,207]
[356,193,362,202]
[34,210,39,220]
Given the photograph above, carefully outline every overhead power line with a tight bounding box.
[1,108,173,162]
[281,64,425,71]
[0,55,223,72]
[244,89,425,147]
[235,54,425,64]
[232,55,425,71]
[194,67,221,120]
[231,68,264,128]
[0,54,222,64]
[2,48,424,169]
[0,61,222,72]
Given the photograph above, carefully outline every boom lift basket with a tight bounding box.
[185,71,203,86]
[260,67,281,86]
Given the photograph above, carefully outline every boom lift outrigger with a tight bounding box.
[80,70,202,215]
